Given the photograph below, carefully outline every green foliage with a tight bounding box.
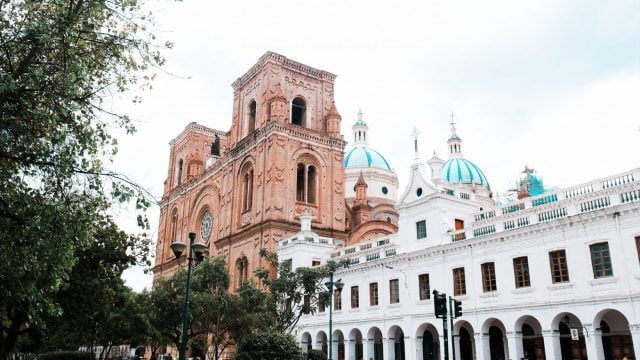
[235,329,302,360]
[0,0,168,355]
[37,351,93,360]
[145,257,266,360]
[254,249,340,333]
[306,349,327,360]
[5,353,37,360]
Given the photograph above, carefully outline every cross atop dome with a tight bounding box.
[449,111,461,141]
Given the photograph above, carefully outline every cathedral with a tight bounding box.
[152,51,398,285]
[153,52,640,360]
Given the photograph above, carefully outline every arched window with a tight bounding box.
[296,162,317,204]
[177,159,183,185]
[242,168,254,212]
[170,210,178,243]
[211,135,220,156]
[247,100,256,134]
[291,97,306,126]
[235,257,248,289]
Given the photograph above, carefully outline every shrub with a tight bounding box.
[306,349,326,360]
[6,354,37,360]
[235,329,302,360]
[37,351,94,360]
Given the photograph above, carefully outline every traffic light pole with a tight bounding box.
[433,290,449,360]
[449,296,456,360]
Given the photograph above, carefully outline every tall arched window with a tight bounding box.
[291,97,306,127]
[177,159,183,185]
[296,162,317,204]
[247,100,256,134]
[170,210,178,243]
[242,168,254,212]
[211,135,220,156]
[235,257,248,289]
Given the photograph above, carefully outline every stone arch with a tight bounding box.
[482,318,508,360]
[293,152,323,206]
[551,312,587,360]
[515,315,545,360]
[367,327,384,360]
[316,331,328,355]
[415,323,439,360]
[387,325,406,360]
[234,255,249,290]
[593,308,635,359]
[454,320,475,360]
[332,329,345,360]
[301,332,312,353]
[291,95,308,127]
[348,328,363,360]
[246,99,256,134]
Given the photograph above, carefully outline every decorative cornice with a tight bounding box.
[170,122,227,146]
[232,51,337,90]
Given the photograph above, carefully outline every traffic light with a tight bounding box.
[453,298,463,318]
[433,290,447,319]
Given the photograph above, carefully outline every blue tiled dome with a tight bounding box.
[344,146,392,171]
[442,157,490,188]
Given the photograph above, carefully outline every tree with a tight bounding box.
[147,257,265,360]
[235,329,302,360]
[0,0,169,355]
[43,217,150,354]
[254,249,342,334]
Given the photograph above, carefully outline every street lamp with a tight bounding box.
[325,271,344,360]
[170,232,209,360]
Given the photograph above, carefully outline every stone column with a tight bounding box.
[404,336,412,360]
[414,336,423,360]
[542,330,561,360]
[344,339,352,360]
[332,339,339,360]
[362,339,372,360]
[474,332,490,360]
[385,339,396,360]
[506,331,522,360]
[584,325,604,360]
[631,324,640,360]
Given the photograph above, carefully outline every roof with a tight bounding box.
[344,146,392,171]
[442,157,490,188]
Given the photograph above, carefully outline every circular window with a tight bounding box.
[200,210,213,242]
[382,186,388,195]
[416,187,423,197]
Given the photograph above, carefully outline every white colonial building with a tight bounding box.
[279,125,640,360]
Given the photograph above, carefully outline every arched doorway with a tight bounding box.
[489,326,506,360]
[516,315,546,360]
[556,313,587,360]
[349,329,363,360]
[388,326,405,360]
[422,330,436,360]
[416,323,439,360]
[301,332,312,353]
[316,331,328,355]
[596,309,635,360]
[333,330,345,360]
[459,327,473,360]
[367,327,384,360]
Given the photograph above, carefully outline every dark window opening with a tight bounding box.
[513,256,531,288]
[291,97,306,126]
[177,159,183,185]
[296,163,317,204]
[247,100,256,134]
[419,274,430,300]
[389,279,400,304]
[453,267,466,296]
[382,186,388,195]
[416,220,427,239]
[211,135,220,156]
[549,250,570,283]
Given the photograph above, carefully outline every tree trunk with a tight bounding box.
[0,318,24,358]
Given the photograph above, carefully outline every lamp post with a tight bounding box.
[170,232,209,360]
[325,271,344,360]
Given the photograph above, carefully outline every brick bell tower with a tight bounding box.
[153,52,348,287]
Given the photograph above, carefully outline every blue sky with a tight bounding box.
[115,0,640,291]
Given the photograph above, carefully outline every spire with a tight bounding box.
[355,171,367,187]
[411,126,421,161]
[447,112,462,157]
[352,108,369,145]
[328,101,341,118]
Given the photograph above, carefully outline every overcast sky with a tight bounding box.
[116,0,640,291]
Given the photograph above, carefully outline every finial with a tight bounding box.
[357,108,363,121]
[450,111,457,136]
[411,126,420,158]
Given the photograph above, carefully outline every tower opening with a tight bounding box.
[247,100,256,134]
[291,97,306,126]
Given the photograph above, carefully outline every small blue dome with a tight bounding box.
[442,157,490,188]
[344,146,392,171]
